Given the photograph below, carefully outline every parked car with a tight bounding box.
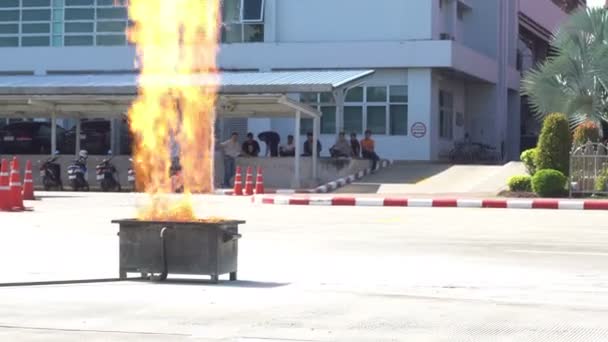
[63,120,132,155]
[0,121,66,155]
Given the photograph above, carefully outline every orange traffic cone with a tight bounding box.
[232,166,243,196]
[22,160,35,200]
[0,159,9,211]
[254,167,265,195]
[244,166,254,196]
[9,157,24,211]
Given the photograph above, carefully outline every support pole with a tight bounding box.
[75,117,81,155]
[312,116,320,180]
[51,112,57,155]
[293,111,301,188]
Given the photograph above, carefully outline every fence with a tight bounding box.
[569,142,608,197]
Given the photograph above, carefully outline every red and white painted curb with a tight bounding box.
[252,196,608,210]
[313,159,393,193]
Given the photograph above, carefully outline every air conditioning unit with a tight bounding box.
[439,33,454,40]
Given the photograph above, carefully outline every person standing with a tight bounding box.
[241,132,260,157]
[220,132,241,188]
[361,129,380,171]
[258,131,281,157]
[350,132,361,157]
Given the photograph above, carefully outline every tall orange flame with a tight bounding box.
[127,0,220,221]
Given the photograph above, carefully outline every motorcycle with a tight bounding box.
[67,157,89,191]
[96,155,121,192]
[40,155,63,191]
[127,158,136,190]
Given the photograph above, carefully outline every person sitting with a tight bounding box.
[279,134,296,157]
[303,132,322,156]
[361,129,380,171]
[258,131,281,157]
[241,132,260,157]
[350,132,361,158]
[330,132,351,158]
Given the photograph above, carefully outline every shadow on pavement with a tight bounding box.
[143,279,290,288]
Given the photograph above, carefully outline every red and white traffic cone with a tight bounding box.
[254,167,265,195]
[244,166,254,196]
[9,157,24,211]
[0,159,9,211]
[232,166,243,196]
[22,160,35,200]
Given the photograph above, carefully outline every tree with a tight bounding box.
[535,113,572,175]
[521,8,608,128]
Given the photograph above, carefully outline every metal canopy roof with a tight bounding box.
[0,70,375,96]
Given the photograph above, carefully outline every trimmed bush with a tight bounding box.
[520,148,537,175]
[535,113,571,175]
[532,169,567,197]
[573,121,600,147]
[508,175,532,192]
[595,169,608,192]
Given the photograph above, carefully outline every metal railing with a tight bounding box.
[569,142,608,197]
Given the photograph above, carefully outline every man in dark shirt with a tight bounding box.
[350,132,361,157]
[303,132,322,156]
[258,131,281,157]
[242,132,260,157]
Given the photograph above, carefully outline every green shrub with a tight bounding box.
[535,113,571,175]
[532,169,567,197]
[573,121,600,147]
[520,148,537,175]
[508,175,532,192]
[595,169,608,192]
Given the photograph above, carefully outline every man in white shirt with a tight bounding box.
[279,135,296,157]
[220,132,241,187]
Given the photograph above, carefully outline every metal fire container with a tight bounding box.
[112,219,244,283]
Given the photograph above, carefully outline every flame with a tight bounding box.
[127,0,221,221]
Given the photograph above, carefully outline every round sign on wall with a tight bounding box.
[411,122,427,138]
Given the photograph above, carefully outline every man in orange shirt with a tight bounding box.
[361,129,380,172]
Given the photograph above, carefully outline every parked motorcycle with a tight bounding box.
[40,154,63,191]
[96,152,121,192]
[67,150,89,191]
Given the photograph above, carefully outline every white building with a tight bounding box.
[0,0,583,161]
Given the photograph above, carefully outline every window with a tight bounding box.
[344,106,363,134]
[0,0,128,47]
[344,85,408,136]
[221,0,265,43]
[439,90,454,139]
[299,92,336,135]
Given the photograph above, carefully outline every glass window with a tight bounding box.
[22,23,50,34]
[97,21,126,32]
[390,105,408,135]
[344,106,363,134]
[64,35,93,45]
[97,7,127,20]
[21,36,50,46]
[23,9,51,21]
[299,93,317,103]
[96,0,115,5]
[222,0,241,23]
[65,22,93,32]
[221,23,242,43]
[243,23,263,42]
[320,106,336,135]
[319,92,334,103]
[390,86,407,103]
[53,0,64,6]
[0,0,19,8]
[367,106,387,134]
[66,0,94,5]
[65,8,94,20]
[0,10,20,22]
[345,87,363,102]
[0,23,18,34]
[366,86,387,102]
[23,0,51,7]
[0,37,18,46]
[96,34,125,45]
[439,90,454,139]
[242,0,264,22]
[300,118,313,135]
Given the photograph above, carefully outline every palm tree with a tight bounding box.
[521,7,608,128]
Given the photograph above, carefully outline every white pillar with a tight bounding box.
[293,111,301,188]
[51,112,57,155]
[312,116,320,180]
[75,117,81,155]
[334,90,344,133]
